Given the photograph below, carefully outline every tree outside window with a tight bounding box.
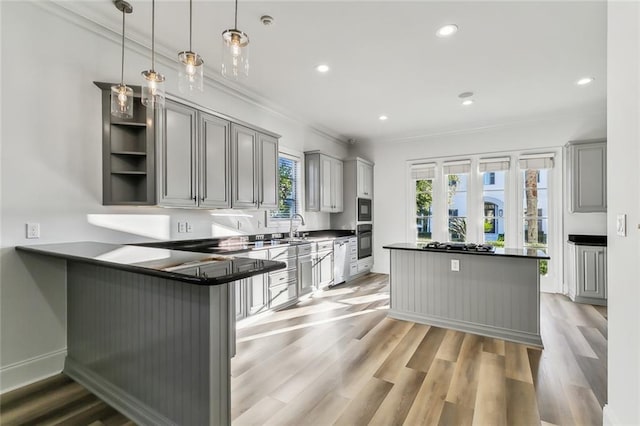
[271,156,299,219]
[416,179,433,242]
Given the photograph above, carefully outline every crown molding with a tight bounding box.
[32,0,348,147]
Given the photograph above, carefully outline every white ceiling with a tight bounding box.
[58,1,607,143]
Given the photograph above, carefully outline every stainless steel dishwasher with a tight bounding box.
[332,237,350,287]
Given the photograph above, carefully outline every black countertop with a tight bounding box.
[16,242,286,286]
[567,234,607,246]
[383,243,550,260]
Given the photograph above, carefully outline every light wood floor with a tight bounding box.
[1,273,607,425]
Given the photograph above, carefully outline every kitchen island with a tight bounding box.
[16,242,286,426]
[383,243,550,347]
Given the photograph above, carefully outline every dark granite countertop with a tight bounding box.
[16,242,286,286]
[383,243,550,260]
[567,234,607,247]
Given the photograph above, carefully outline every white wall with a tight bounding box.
[603,2,640,425]
[0,1,346,391]
[352,111,606,291]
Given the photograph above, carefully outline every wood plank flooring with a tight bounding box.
[1,273,607,425]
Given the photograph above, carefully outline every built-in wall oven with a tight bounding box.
[357,198,372,222]
[357,224,372,259]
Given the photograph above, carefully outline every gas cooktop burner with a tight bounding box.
[423,242,495,252]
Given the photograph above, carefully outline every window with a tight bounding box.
[519,153,553,276]
[270,154,301,220]
[411,163,436,242]
[483,172,495,185]
[447,174,468,242]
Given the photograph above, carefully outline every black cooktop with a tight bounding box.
[422,242,496,252]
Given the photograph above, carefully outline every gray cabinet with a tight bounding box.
[297,244,314,296]
[315,241,334,289]
[158,100,231,208]
[268,246,298,309]
[567,139,607,213]
[247,250,268,315]
[231,124,279,210]
[95,82,156,206]
[357,160,373,199]
[305,152,343,213]
[568,243,607,305]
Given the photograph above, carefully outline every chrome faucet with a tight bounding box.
[289,213,306,239]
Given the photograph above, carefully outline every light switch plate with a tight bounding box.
[186,222,193,233]
[26,223,40,239]
[617,214,627,237]
[451,259,460,272]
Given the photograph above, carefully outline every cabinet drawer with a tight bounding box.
[269,269,297,287]
[349,245,358,255]
[317,241,333,251]
[349,253,358,262]
[246,250,268,260]
[297,244,313,256]
[350,263,359,276]
[269,246,297,260]
[358,258,372,272]
[269,283,297,309]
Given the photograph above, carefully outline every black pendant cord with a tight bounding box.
[120,7,126,86]
[151,0,156,71]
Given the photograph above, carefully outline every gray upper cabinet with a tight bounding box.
[158,100,231,208]
[158,99,198,207]
[357,160,374,199]
[231,124,279,210]
[305,152,344,213]
[199,113,231,209]
[567,139,607,213]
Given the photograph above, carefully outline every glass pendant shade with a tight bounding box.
[110,84,133,119]
[141,70,165,108]
[221,29,249,79]
[179,51,204,93]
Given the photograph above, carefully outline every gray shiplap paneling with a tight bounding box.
[388,250,541,347]
[66,262,230,425]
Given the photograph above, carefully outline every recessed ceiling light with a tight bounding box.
[436,24,459,38]
[379,115,388,121]
[462,99,474,106]
[316,64,330,73]
[576,77,594,86]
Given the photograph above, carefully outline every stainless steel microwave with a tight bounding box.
[357,198,372,222]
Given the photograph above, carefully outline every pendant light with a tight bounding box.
[111,0,133,119]
[178,0,204,93]
[221,0,249,79]
[141,0,165,109]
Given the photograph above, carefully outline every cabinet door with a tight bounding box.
[571,142,607,212]
[258,133,279,210]
[199,113,231,208]
[320,156,334,212]
[235,280,246,321]
[298,255,313,296]
[357,161,373,199]
[158,100,197,207]
[231,124,258,208]
[318,251,334,288]
[332,159,344,212]
[577,246,606,299]
[248,274,267,315]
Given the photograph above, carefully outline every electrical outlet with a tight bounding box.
[451,259,460,272]
[186,222,193,233]
[178,222,186,233]
[26,223,40,239]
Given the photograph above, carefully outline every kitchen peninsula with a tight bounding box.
[16,242,286,426]
[383,243,550,347]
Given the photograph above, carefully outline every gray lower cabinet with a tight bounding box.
[247,250,269,315]
[158,99,231,208]
[231,124,279,210]
[315,242,334,289]
[566,139,607,213]
[568,243,607,305]
[268,246,298,309]
[297,243,314,296]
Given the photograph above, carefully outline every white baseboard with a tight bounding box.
[0,348,66,393]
